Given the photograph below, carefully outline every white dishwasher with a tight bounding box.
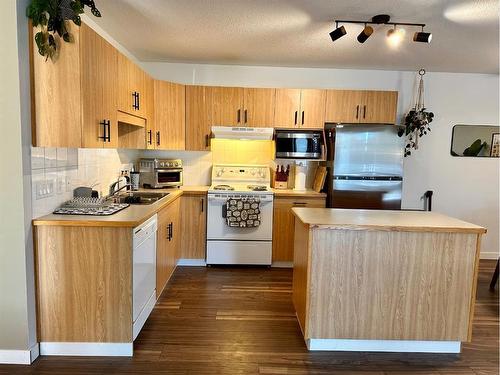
[132,214,157,340]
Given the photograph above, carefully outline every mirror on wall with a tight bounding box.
[451,125,500,157]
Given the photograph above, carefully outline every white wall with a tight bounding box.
[142,62,499,258]
[0,0,37,357]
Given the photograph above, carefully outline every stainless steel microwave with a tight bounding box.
[139,158,183,188]
[275,130,324,159]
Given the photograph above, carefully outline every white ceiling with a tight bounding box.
[90,0,499,73]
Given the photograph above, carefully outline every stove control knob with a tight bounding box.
[160,162,165,167]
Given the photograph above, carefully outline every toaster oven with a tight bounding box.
[139,159,183,188]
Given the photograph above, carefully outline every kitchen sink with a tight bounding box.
[114,191,169,205]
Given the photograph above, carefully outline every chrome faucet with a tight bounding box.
[108,176,131,197]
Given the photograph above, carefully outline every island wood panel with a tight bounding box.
[154,80,186,150]
[243,88,276,127]
[325,89,363,123]
[272,197,325,262]
[31,23,82,148]
[35,226,132,342]
[212,86,244,126]
[274,89,301,127]
[185,85,214,151]
[292,219,311,337]
[362,90,398,124]
[306,229,479,341]
[80,23,118,148]
[299,89,327,128]
[179,194,207,259]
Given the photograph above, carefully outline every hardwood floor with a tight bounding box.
[1,260,498,374]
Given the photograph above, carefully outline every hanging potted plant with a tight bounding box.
[398,69,434,156]
[26,0,101,61]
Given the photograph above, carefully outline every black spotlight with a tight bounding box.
[357,25,373,43]
[413,31,432,43]
[330,24,347,42]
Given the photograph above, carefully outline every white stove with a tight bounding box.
[207,165,274,265]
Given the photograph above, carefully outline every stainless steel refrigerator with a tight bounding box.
[324,124,404,210]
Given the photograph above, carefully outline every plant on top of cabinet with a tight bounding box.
[27,0,101,61]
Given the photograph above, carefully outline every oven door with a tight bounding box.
[275,132,322,159]
[207,194,273,241]
[155,169,183,186]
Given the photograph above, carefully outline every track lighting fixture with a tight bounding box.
[329,22,347,42]
[330,14,432,47]
[357,24,373,43]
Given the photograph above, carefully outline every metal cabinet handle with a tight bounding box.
[237,109,241,123]
[294,111,298,125]
[205,134,210,148]
[156,131,161,146]
[363,105,366,119]
[148,130,152,145]
[132,92,138,110]
[106,120,111,142]
[201,198,204,213]
[171,222,174,240]
[301,111,305,125]
[99,120,107,141]
[356,105,359,119]
[293,202,307,206]
[244,109,248,124]
[167,222,173,241]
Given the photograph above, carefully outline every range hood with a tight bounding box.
[211,126,274,140]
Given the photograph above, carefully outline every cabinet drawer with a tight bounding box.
[274,197,326,209]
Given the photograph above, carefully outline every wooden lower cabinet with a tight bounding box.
[156,198,181,298]
[179,193,207,260]
[272,196,326,262]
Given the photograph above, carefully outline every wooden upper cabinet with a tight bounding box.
[274,89,301,127]
[299,89,327,128]
[243,88,275,127]
[362,90,398,124]
[325,90,364,124]
[154,80,185,150]
[117,52,147,118]
[325,90,398,124]
[212,86,244,126]
[185,85,214,151]
[31,22,82,148]
[80,24,118,148]
[144,75,155,149]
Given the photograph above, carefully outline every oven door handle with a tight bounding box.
[155,168,183,173]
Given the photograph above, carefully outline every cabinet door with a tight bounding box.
[156,199,181,298]
[144,75,155,149]
[325,90,363,124]
[274,89,301,128]
[212,86,244,126]
[31,23,82,148]
[117,52,147,117]
[180,194,207,259]
[243,88,275,127]
[361,91,398,124]
[299,89,327,128]
[80,24,118,148]
[154,81,186,150]
[272,197,326,262]
[186,85,214,151]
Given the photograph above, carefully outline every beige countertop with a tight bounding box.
[272,188,326,198]
[33,189,183,228]
[292,208,487,234]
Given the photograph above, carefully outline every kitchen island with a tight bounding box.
[292,208,486,353]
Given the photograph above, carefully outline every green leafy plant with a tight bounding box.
[398,69,435,157]
[27,0,101,61]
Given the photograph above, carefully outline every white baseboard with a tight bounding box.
[177,258,206,266]
[480,252,499,260]
[272,261,293,268]
[40,342,133,356]
[0,343,39,365]
[306,339,461,353]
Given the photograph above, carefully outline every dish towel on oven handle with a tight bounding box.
[223,197,261,228]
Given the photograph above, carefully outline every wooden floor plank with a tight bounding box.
[0,260,497,374]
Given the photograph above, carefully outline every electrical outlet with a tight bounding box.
[35,180,54,199]
[46,178,55,197]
